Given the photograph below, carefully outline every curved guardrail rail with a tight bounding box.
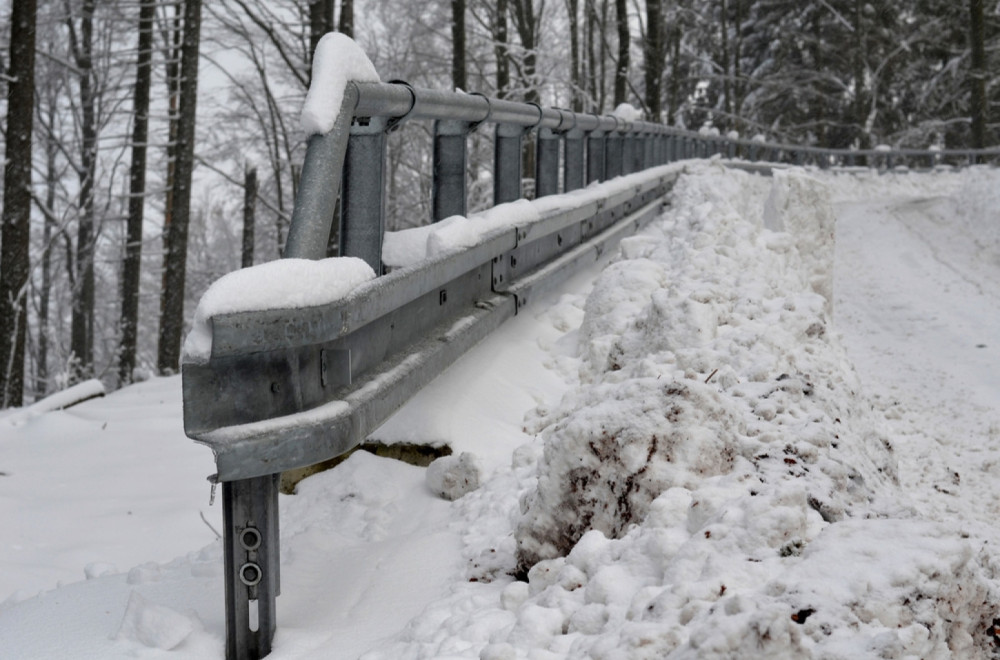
[181,79,997,659]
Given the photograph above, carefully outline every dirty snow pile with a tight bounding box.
[365,164,1000,659]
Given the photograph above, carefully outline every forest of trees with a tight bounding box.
[0,0,997,407]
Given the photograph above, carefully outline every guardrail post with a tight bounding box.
[621,133,633,175]
[606,128,624,178]
[495,123,525,203]
[587,129,606,182]
[222,474,280,660]
[433,119,471,220]
[286,86,358,260]
[564,126,586,192]
[535,126,560,197]
[341,116,388,272]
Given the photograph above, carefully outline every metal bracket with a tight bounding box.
[384,79,417,133]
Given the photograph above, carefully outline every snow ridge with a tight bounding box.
[365,164,999,660]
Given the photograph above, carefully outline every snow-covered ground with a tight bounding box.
[2,162,999,659]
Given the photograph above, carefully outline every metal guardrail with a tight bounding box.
[182,78,999,659]
[182,80,685,659]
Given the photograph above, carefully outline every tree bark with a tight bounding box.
[969,0,987,151]
[510,0,539,104]
[37,97,61,397]
[567,0,583,112]
[67,0,97,383]
[452,0,467,91]
[338,0,353,38]
[644,0,663,120]
[495,0,510,98]
[119,0,156,387]
[158,0,202,374]
[242,165,258,268]
[0,0,37,407]
[613,0,629,106]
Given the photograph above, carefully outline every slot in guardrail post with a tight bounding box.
[495,123,526,204]
[587,129,606,183]
[341,116,389,272]
[433,119,472,220]
[223,474,280,660]
[535,126,560,198]
[564,126,586,192]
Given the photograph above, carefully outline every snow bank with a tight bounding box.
[365,163,1000,659]
[182,257,375,363]
[300,33,380,136]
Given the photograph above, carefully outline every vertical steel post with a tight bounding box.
[535,126,560,198]
[433,119,471,220]
[341,117,388,273]
[587,130,606,183]
[494,123,525,204]
[621,134,635,175]
[564,127,586,192]
[223,474,280,660]
[605,130,624,178]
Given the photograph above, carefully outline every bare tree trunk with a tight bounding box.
[67,0,97,383]
[613,0,629,106]
[338,0,353,37]
[0,0,37,408]
[720,0,732,125]
[309,0,335,67]
[242,165,258,268]
[118,0,156,387]
[585,0,599,111]
[452,0,467,91]
[37,110,60,397]
[510,0,539,104]
[567,0,583,112]
[969,0,987,152]
[158,0,202,375]
[667,25,681,124]
[644,0,663,120]
[495,0,510,99]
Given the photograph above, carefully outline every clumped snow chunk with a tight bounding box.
[426,452,482,501]
[300,33,379,136]
[116,591,195,650]
[611,103,643,123]
[182,257,375,363]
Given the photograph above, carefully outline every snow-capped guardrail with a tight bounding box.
[181,48,687,660]
[179,35,998,660]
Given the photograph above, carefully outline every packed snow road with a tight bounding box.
[832,172,1000,544]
